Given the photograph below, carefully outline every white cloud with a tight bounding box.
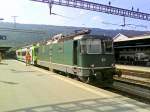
[79,10,86,15]
[92,16,103,22]
[0,0,69,25]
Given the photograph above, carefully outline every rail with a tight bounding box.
[113,77,150,100]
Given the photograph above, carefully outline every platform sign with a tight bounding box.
[0,35,7,40]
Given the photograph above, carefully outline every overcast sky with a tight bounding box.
[0,0,150,31]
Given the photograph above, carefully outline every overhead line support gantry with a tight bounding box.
[31,0,150,21]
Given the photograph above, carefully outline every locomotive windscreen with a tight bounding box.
[80,39,113,54]
[80,39,101,54]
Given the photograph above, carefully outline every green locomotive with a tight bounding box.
[36,30,115,86]
[16,29,115,86]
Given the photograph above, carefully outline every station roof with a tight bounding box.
[113,33,150,42]
[0,46,11,52]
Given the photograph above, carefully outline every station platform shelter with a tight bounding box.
[113,33,150,66]
[0,46,11,59]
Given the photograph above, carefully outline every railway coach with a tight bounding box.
[16,44,39,65]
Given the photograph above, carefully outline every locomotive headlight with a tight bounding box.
[90,64,95,68]
[111,63,115,68]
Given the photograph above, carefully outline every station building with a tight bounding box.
[113,33,150,66]
[0,35,12,59]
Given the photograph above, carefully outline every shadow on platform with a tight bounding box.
[0,62,8,65]
[6,96,149,112]
[0,80,18,85]
[10,69,36,73]
[36,74,45,77]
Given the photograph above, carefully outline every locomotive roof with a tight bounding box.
[74,34,112,40]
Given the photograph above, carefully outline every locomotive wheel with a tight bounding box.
[73,76,80,81]
[66,73,72,78]
[95,72,103,81]
[79,76,90,84]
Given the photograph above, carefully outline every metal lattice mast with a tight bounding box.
[11,16,18,28]
[31,0,150,21]
[48,0,53,14]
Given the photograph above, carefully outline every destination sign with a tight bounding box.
[0,35,7,40]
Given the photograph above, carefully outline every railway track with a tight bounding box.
[113,77,150,101]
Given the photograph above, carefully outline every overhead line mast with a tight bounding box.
[31,0,150,21]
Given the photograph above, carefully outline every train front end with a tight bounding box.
[77,35,115,86]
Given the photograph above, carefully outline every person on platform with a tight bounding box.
[25,51,31,66]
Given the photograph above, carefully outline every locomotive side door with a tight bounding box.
[73,41,78,65]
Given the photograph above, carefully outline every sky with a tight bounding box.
[0,0,150,31]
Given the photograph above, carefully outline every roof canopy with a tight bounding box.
[113,33,150,42]
[0,47,11,52]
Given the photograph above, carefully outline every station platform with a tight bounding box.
[0,60,150,112]
[116,64,150,73]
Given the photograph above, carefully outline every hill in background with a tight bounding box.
[0,22,149,48]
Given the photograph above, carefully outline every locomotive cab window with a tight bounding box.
[80,40,87,54]
[103,40,113,54]
[80,39,102,54]
[87,39,102,54]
